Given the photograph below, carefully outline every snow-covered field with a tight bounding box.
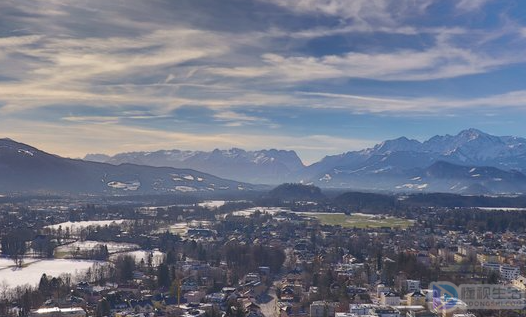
[56,241,139,254]
[107,180,140,191]
[477,207,526,211]
[46,220,126,231]
[175,186,197,192]
[232,207,288,217]
[198,200,226,208]
[166,220,213,235]
[110,250,165,265]
[0,259,98,288]
[0,258,34,269]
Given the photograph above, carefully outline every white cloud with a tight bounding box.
[456,0,492,11]
[208,42,519,82]
[0,35,43,47]
[0,0,525,160]
[260,0,434,24]
[0,0,522,118]
[297,89,526,113]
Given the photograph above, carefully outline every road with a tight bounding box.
[258,281,278,317]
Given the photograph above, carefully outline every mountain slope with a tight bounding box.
[266,183,325,202]
[85,148,304,184]
[296,129,526,194]
[0,139,257,195]
[56,128,526,194]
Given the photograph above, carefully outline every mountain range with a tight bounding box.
[85,128,526,194]
[0,138,256,195]
[85,148,304,185]
[298,129,526,194]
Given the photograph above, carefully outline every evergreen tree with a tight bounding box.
[157,262,171,288]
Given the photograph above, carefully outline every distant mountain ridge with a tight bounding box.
[297,128,526,194]
[0,138,257,195]
[85,128,526,194]
[85,148,304,185]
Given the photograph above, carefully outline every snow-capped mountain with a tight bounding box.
[296,129,526,194]
[85,148,304,184]
[0,138,257,195]
[78,128,526,194]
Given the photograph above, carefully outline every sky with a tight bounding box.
[1,0,526,164]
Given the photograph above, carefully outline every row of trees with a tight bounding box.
[1,231,29,267]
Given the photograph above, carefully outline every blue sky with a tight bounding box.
[1,0,526,163]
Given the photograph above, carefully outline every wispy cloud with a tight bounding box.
[456,0,493,11]
[0,0,525,160]
[259,0,433,24]
[208,43,520,82]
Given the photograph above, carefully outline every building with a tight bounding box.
[482,262,520,280]
[349,304,377,315]
[512,275,526,290]
[453,253,467,264]
[310,301,337,317]
[407,312,438,317]
[377,284,390,297]
[380,291,401,306]
[374,307,401,317]
[500,265,520,280]
[477,253,498,264]
[30,307,86,317]
[406,280,421,293]
[335,313,357,317]
[406,290,426,306]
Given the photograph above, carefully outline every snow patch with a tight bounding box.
[320,174,332,182]
[46,220,126,231]
[107,180,140,191]
[0,259,98,289]
[396,183,428,190]
[18,149,34,156]
[175,186,197,192]
[56,241,139,254]
[199,200,226,208]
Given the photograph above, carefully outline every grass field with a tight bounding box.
[306,213,414,229]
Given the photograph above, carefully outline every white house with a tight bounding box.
[380,291,401,306]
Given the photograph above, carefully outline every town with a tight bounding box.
[0,188,525,317]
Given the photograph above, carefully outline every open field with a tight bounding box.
[304,213,414,229]
[110,250,165,265]
[0,259,98,288]
[55,241,140,256]
[45,220,127,231]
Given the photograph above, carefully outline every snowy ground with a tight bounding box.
[231,207,288,217]
[107,180,140,191]
[198,200,226,209]
[0,258,15,269]
[56,241,140,254]
[0,258,41,270]
[165,220,213,235]
[0,259,98,288]
[477,207,526,211]
[110,250,165,265]
[45,220,126,231]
